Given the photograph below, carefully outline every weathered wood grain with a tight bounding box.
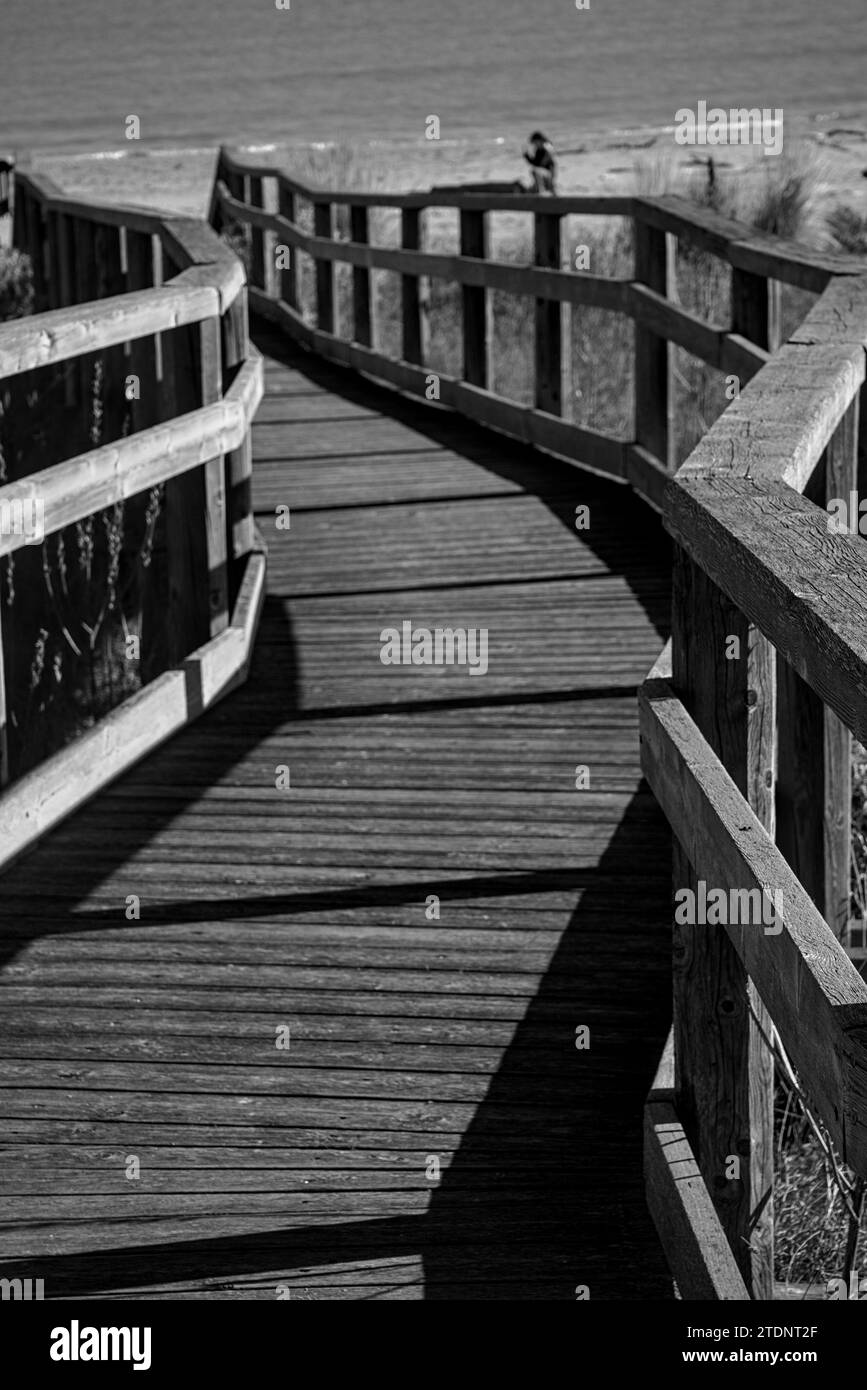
[0,284,219,378]
[644,1099,751,1300]
[639,670,867,1174]
[0,400,246,559]
[677,341,864,492]
[669,542,775,1297]
[776,409,857,938]
[666,474,867,749]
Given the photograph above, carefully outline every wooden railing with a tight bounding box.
[0,162,264,869]
[211,144,867,1299]
[209,145,862,511]
[640,271,867,1300]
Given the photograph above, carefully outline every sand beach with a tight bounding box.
[21,110,867,238]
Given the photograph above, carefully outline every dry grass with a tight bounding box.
[0,262,156,775]
[775,1138,856,1291]
[851,743,867,927]
[0,247,33,320]
[828,204,867,255]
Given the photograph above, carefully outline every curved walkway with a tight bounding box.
[0,322,673,1299]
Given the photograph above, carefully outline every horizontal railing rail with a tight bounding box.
[208,144,867,1300]
[0,161,265,862]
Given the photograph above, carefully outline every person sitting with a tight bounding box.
[523,132,557,194]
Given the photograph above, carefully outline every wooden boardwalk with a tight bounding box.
[0,323,674,1299]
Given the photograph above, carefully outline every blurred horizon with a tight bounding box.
[2,0,865,154]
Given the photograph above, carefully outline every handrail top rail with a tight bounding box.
[0,347,264,558]
[13,164,245,314]
[661,269,867,745]
[217,147,637,214]
[667,275,867,500]
[14,165,169,235]
[0,276,225,382]
[215,144,636,219]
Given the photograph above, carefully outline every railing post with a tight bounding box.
[731,266,781,358]
[23,189,48,310]
[776,400,857,937]
[634,217,673,468]
[671,550,776,1299]
[125,231,159,434]
[199,316,229,638]
[94,223,127,446]
[53,211,77,405]
[0,613,8,788]
[459,208,490,389]
[155,249,215,664]
[534,211,568,416]
[12,176,48,310]
[732,262,852,940]
[214,158,245,245]
[71,218,100,407]
[278,181,300,311]
[350,204,372,346]
[45,210,63,310]
[226,167,244,206]
[54,212,75,307]
[221,285,255,590]
[401,207,428,365]
[12,174,29,254]
[125,229,163,684]
[248,175,266,292]
[313,200,335,333]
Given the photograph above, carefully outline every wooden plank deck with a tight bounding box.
[0,322,674,1300]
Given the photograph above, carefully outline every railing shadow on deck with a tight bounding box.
[0,791,671,1300]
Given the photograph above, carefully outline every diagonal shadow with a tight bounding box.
[0,792,673,1299]
[2,868,599,932]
